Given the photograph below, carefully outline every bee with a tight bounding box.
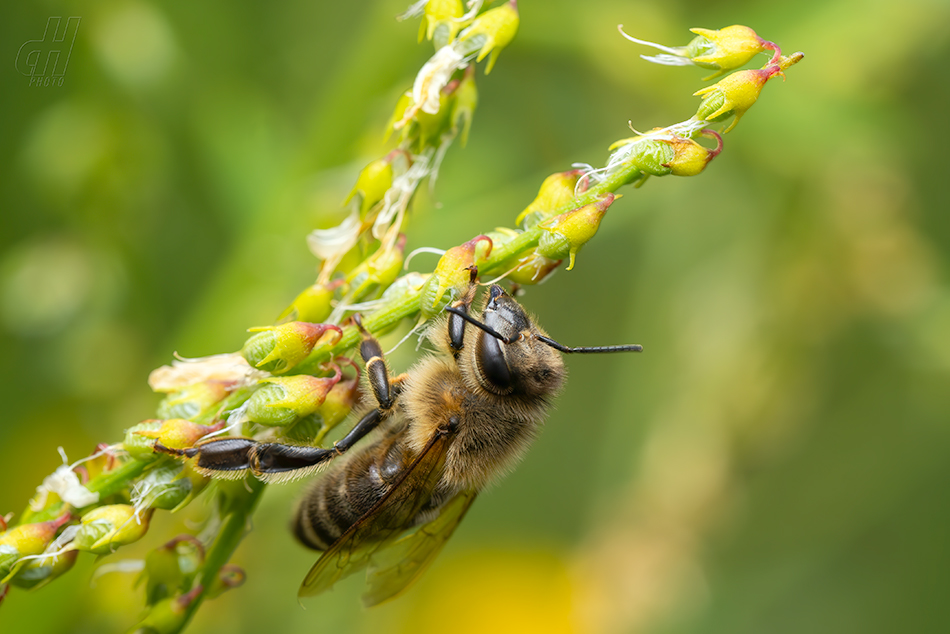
[157,283,641,605]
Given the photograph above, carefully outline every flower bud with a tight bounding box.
[132,463,192,512]
[451,64,478,147]
[277,279,342,324]
[420,0,465,47]
[345,234,406,302]
[686,26,778,76]
[0,514,71,580]
[537,194,617,270]
[242,322,343,374]
[9,549,78,589]
[157,381,230,420]
[344,156,394,218]
[72,505,152,555]
[301,372,361,444]
[144,535,204,605]
[507,249,562,286]
[693,56,801,133]
[663,131,722,176]
[131,586,203,634]
[245,365,343,427]
[618,24,779,79]
[125,420,163,460]
[516,169,585,228]
[72,444,120,484]
[207,564,246,599]
[419,235,493,317]
[457,0,519,74]
[135,419,225,451]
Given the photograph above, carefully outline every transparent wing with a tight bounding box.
[362,488,478,606]
[298,427,454,598]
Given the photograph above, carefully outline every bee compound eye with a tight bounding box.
[476,330,513,392]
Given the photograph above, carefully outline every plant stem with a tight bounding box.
[174,477,266,633]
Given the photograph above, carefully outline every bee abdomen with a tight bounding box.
[292,436,407,551]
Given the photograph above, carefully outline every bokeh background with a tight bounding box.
[2,0,949,632]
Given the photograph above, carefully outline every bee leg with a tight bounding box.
[354,313,402,412]
[448,266,479,357]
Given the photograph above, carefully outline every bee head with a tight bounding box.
[473,285,565,397]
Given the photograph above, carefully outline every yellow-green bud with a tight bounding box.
[0,514,71,580]
[157,381,230,420]
[343,156,394,218]
[618,24,780,80]
[72,505,152,555]
[345,234,406,302]
[516,169,585,228]
[242,322,342,374]
[420,0,465,47]
[125,420,163,459]
[663,132,722,176]
[507,249,562,286]
[131,586,203,634]
[277,279,342,324]
[135,419,225,451]
[537,194,617,271]
[132,463,192,511]
[8,548,77,590]
[458,0,519,74]
[420,235,493,317]
[143,535,204,605]
[245,365,343,427]
[686,25,778,77]
[694,54,802,133]
[452,64,478,147]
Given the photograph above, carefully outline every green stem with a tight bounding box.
[174,478,266,633]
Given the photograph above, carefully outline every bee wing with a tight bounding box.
[362,488,478,606]
[298,426,453,598]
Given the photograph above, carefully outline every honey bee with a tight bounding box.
[157,283,640,605]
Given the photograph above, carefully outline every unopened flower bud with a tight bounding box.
[245,365,343,427]
[419,0,465,47]
[0,514,71,580]
[208,564,246,599]
[157,381,230,420]
[538,194,617,270]
[451,64,478,147]
[125,420,163,460]
[457,0,519,74]
[132,463,192,512]
[619,24,779,79]
[420,235,492,317]
[663,131,722,176]
[9,548,78,589]
[507,250,562,285]
[346,235,406,302]
[136,419,225,451]
[344,156,394,218]
[131,586,203,634]
[72,505,152,555]
[694,56,801,133]
[516,169,585,228]
[144,535,204,605]
[242,322,343,374]
[310,373,361,444]
[277,279,342,324]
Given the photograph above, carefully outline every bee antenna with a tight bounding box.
[444,306,518,344]
[535,335,643,354]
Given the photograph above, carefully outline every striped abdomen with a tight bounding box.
[292,431,410,550]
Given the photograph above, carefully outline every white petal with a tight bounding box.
[307,209,361,261]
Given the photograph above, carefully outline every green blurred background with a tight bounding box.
[2,0,949,632]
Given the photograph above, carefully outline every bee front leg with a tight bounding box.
[354,313,406,412]
[448,266,479,357]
